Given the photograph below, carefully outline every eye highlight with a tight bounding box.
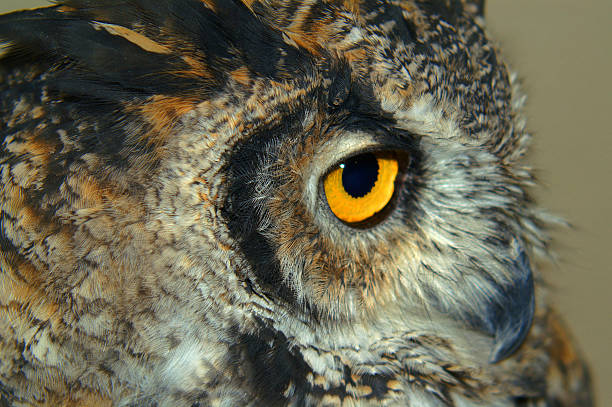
[323,152,399,225]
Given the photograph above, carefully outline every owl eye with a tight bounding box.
[323,152,399,225]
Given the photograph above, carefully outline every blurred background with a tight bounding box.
[1,0,610,404]
[486,2,611,405]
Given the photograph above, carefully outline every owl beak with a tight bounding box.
[486,248,535,363]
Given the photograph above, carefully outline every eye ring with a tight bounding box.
[323,151,400,226]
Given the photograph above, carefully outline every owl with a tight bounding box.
[0,0,593,406]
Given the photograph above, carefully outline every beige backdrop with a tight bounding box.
[1,0,610,405]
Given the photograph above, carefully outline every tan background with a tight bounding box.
[1,0,610,405]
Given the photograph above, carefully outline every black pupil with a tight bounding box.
[341,153,379,198]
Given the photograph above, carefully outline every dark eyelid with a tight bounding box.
[321,129,417,176]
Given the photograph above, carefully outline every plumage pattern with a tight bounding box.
[0,0,592,406]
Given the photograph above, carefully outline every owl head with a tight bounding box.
[0,0,552,405]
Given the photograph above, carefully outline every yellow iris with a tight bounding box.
[323,153,399,224]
